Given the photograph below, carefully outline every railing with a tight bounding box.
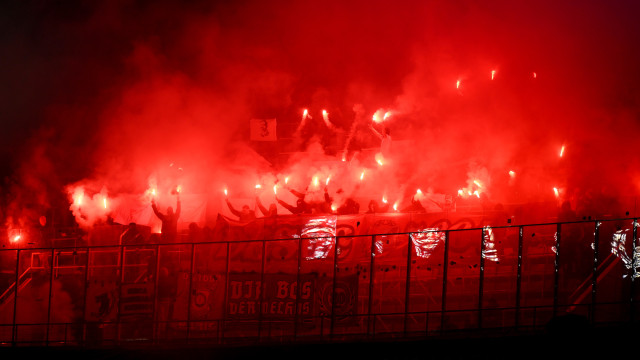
[0,218,637,346]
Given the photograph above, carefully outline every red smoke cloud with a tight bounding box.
[2,0,640,234]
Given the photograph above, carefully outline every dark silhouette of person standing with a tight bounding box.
[152,192,181,242]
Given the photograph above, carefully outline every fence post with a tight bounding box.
[116,245,125,344]
[515,226,523,329]
[294,238,303,339]
[404,233,413,336]
[45,248,54,345]
[222,242,230,344]
[367,235,376,336]
[440,231,450,334]
[151,245,161,343]
[478,228,486,329]
[330,236,340,339]
[591,221,600,323]
[11,249,20,346]
[185,243,196,343]
[257,241,266,341]
[554,223,561,317]
[81,248,90,345]
[632,219,638,322]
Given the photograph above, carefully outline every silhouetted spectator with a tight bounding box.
[366,200,389,214]
[120,222,144,245]
[337,198,360,215]
[277,196,312,215]
[152,193,181,242]
[225,198,256,222]
[256,196,277,217]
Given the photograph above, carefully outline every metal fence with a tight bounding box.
[0,218,638,346]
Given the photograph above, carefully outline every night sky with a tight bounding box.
[2,0,640,227]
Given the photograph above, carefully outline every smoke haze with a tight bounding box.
[2,0,640,230]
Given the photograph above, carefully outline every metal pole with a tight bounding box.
[222,242,230,344]
[632,219,637,322]
[591,221,600,323]
[330,236,340,338]
[440,231,450,333]
[554,223,561,316]
[116,245,125,344]
[45,248,54,345]
[11,250,20,346]
[81,248,90,345]
[478,228,486,329]
[293,238,302,339]
[151,245,161,343]
[403,234,413,336]
[185,243,196,343]
[515,226,523,329]
[367,235,376,336]
[257,241,266,341]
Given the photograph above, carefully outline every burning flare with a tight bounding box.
[456,79,461,89]
[560,145,565,158]
[554,187,559,197]
[224,188,228,196]
[360,171,365,181]
[491,70,496,80]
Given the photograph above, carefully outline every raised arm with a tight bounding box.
[175,194,181,218]
[277,198,299,214]
[225,198,242,217]
[256,196,269,217]
[289,188,306,199]
[151,201,164,221]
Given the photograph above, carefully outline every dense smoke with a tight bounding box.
[2,0,640,234]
